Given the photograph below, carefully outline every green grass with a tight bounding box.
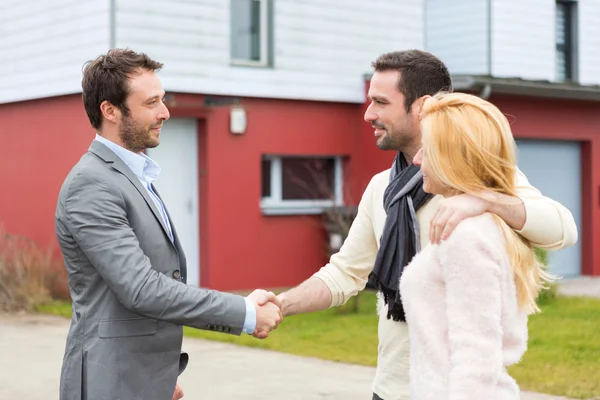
[37,291,600,399]
[508,296,600,399]
[36,301,73,318]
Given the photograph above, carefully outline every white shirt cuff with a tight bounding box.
[242,297,257,334]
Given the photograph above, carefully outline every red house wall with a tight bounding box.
[0,93,374,292]
[168,94,366,291]
[2,89,596,297]
[490,94,600,276]
[0,95,94,247]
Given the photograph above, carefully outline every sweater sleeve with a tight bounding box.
[312,173,381,307]
[436,216,505,400]
[514,167,578,250]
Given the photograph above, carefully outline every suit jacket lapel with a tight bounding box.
[88,141,174,245]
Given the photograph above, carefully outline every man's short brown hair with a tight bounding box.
[372,50,452,113]
[81,49,163,129]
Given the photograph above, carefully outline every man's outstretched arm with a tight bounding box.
[278,173,384,316]
[429,168,578,249]
[511,168,578,249]
[278,277,332,317]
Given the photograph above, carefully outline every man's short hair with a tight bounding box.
[81,49,163,129]
[372,50,453,112]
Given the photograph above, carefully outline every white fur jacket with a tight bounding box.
[400,213,529,400]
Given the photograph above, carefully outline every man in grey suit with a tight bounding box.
[55,49,282,400]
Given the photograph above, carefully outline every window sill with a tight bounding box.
[261,201,342,216]
[230,59,271,68]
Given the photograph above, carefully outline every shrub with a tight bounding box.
[0,228,69,312]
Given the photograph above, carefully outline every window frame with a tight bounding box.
[230,0,272,68]
[261,155,344,216]
[555,0,577,82]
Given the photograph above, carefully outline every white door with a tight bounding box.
[515,140,582,278]
[147,118,200,287]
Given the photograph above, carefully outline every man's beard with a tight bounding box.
[376,128,407,151]
[119,114,159,153]
[377,130,400,150]
[374,120,415,152]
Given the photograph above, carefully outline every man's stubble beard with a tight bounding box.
[119,114,158,153]
[377,128,415,152]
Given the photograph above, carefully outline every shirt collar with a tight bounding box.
[94,134,161,183]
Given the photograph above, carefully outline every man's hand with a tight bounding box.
[430,191,526,244]
[430,193,489,244]
[247,289,283,339]
[247,289,282,309]
[171,382,184,400]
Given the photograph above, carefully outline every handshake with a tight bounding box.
[246,289,285,339]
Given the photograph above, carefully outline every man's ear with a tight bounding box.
[100,100,120,124]
[414,95,431,121]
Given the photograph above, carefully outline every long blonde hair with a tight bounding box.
[420,92,552,314]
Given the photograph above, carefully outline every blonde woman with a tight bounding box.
[400,92,552,400]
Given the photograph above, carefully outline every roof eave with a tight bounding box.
[363,73,600,102]
[452,75,600,102]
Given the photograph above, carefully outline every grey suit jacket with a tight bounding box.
[55,140,246,400]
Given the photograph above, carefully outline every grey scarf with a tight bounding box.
[368,152,432,321]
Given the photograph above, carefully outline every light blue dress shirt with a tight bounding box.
[94,134,256,334]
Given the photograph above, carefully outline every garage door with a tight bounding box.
[147,118,200,287]
[515,140,581,278]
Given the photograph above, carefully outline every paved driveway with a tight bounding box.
[0,313,576,400]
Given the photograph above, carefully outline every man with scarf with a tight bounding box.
[276,50,578,400]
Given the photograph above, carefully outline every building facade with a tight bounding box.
[426,0,600,277]
[0,0,598,293]
[0,0,421,290]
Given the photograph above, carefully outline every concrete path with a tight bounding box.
[558,276,600,298]
[0,313,580,400]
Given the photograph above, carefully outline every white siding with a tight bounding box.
[115,0,423,103]
[425,0,489,76]
[0,0,111,104]
[578,0,600,85]
[490,0,554,80]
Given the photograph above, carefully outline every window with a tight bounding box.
[556,0,576,82]
[231,0,272,67]
[261,156,344,215]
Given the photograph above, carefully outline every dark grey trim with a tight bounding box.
[452,75,600,102]
[267,0,274,67]
[570,1,579,82]
[556,0,578,82]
